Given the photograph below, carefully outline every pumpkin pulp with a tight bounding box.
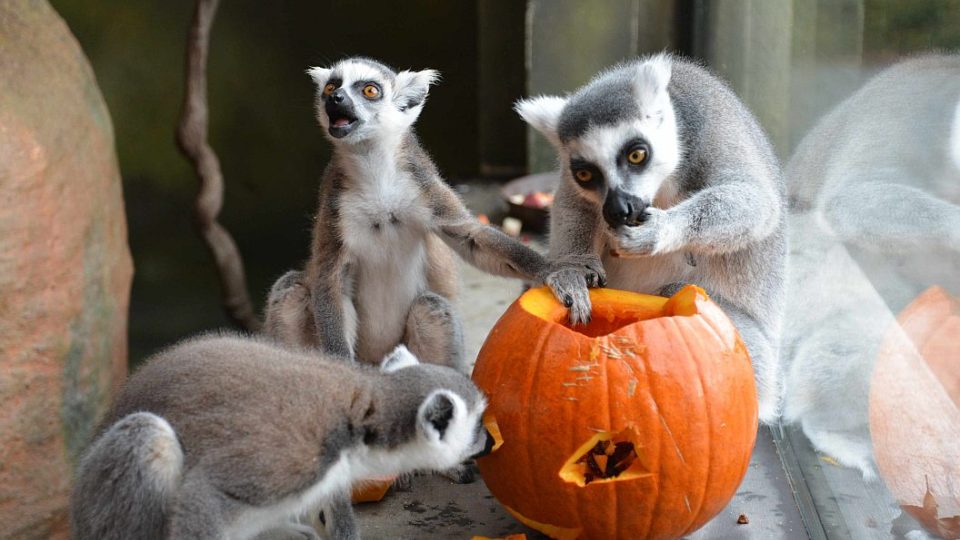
[518,285,705,338]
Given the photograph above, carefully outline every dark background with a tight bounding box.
[51,1,528,362]
[50,0,960,362]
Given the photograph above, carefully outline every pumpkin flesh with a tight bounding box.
[473,286,757,539]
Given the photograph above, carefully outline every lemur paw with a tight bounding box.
[555,253,607,288]
[611,207,681,257]
[392,473,414,492]
[545,268,593,325]
[440,461,478,484]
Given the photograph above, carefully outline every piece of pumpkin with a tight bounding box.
[350,476,395,503]
[869,286,960,539]
[473,285,758,539]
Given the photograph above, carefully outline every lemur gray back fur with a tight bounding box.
[263,57,603,371]
[70,334,489,540]
[517,54,786,422]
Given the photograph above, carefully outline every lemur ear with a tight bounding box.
[418,390,457,441]
[515,95,567,147]
[633,54,672,120]
[380,345,420,373]
[394,69,440,112]
[307,66,332,89]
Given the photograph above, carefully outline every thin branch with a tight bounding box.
[176,0,261,332]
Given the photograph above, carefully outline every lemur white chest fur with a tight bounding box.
[602,249,692,293]
[338,148,433,362]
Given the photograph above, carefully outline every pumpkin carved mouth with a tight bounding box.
[559,426,652,487]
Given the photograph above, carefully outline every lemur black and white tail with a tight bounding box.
[70,412,183,540]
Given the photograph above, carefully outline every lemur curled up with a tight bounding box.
[265,57,603,371]
[70,335,492,540]
[517,54,786,422]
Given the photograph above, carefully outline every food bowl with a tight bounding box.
[500,171,560,234]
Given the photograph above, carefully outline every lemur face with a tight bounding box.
[516,55,681,229]
[379,346,494,468]
[307,58,439,144]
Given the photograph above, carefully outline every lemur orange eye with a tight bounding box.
[362,84,381,99]
[323,83,336,96]
[574,169,593,182]
[627,147,648,164]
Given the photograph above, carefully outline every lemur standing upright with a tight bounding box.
[516,54,787,423]
[265,57,603,373]
[70,335,493,540]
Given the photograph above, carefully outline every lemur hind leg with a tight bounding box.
[719,301,782,424]
[661,283,781,423]
[264,270,316,347]
[319,494,360,540]
[403,291,466,373]
[403,291,476,485]
[167,470,234,540]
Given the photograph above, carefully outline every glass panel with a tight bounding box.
[687,1,960,538]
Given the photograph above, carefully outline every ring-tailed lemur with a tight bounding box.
[70,334,493,540]
[782,53,960,479]
[265,57,604,373]
[516,54,786,423]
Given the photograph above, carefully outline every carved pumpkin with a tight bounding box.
[869,286,960,539]
[472,285,757,539]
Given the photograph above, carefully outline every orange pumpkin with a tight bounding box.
[869,286,960,539]
[472,285,758,539]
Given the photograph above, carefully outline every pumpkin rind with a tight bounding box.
[473,286,758,539]
[869,286,960,539]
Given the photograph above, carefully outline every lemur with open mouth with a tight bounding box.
[265,57,604,372]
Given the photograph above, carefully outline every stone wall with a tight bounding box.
[0,1,133,537]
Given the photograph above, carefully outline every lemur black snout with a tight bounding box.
[603,188,648,228]
[325,94,358,138]
[330,88,347,104]
[471,427,496,459]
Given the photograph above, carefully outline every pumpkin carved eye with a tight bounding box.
[627,147,647,165]
[574,169,593,183]
[362,84,381,99]
[323,83,336,96]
